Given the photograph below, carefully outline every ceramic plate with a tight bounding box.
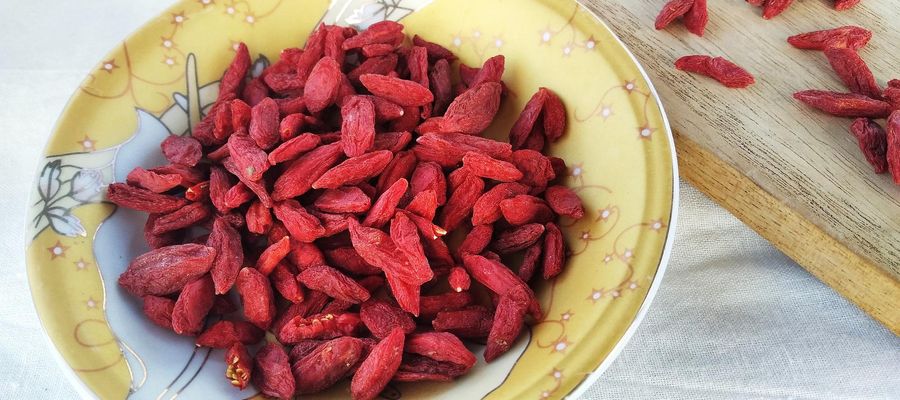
[26,0,677,398]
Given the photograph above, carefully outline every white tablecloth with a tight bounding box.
[1,1,897,399]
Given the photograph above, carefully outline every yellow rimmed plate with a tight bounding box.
[25,0,677,398]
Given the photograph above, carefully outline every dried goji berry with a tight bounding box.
[850,118,889,174]
[323,247,382,276]
[887,111,900,184]
[125,167,182,193]
[406,332,477,369]
[439,174,484,231]
[361,43,395,57]
[500,195,555,225]
[412,35,458,63]
[273,142,344,200]
[273,200,326,242]
[231,98,252,131]
[762,0,794,19]
[542,222,566,279]
[351,327,405,400]
[253,343,296,399]
[207,217,243,294]
[462,151,523,182]
[312,150,393,189]
[184,180,209,202]
[833,0,861,10]
[298,265,371,303]
[293,336,365,394]
[654,0,693,30]
[511,149,556,192]
[160,135,202,167]
[150,202,211,235]
[107,183,189,214]
[245,200,273,234]
[484,285,530,362]
[372,131,412,153]
[374,150,416,194]
[405,190,439,221]
[118,244,216,296]
[794,90,893,118]
[675,55,755,88]
[196,320,265,348]
[342,20,403,50]
[447,267,471,293]
[280,312,362,342]
[824,47,882,99]
[304,57,343,113]
[361,178,407,228]
[359,73,434,107]
[236,267,276,329]
[171,275,215,335]
[287,240,325,270]
[142,295,175,329]
[313,187,371,214]
[256,236,291,275]
[458,224,493,257]
[432,307,493,338]
[430,58,453,115]
[271,262,304,303]
[249,97,280,150]
[226,342,252,390]
[436,82,502,135]
[348,53,399,83]
[471,182,529,226]
[360,299,416,339]
[227,133,270,181]
[518,243,542,282]
[494,223,546,254]
[683,0,708,36]
[544,185,585,219]
[787,26,872,50]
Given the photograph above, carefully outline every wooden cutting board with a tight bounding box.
[581,0,900,334]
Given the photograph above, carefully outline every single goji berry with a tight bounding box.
[313,186,372,214]
[833,0,861,10]
[350,327,405,400]
[118,244,216,296]
[348,53,399,83]
[762,0,794,19]
[824,47,882,99]
[312,150,393,189]
[518,243,543,282]
[196,320,265,348]
[280,312,362,342]
[360,299,416,339]
[654,0,693,30]
[437,82,502,135]
[273,142,344,200]
[412,35,458,63]
[439,174,484,231]
[207,217,244,294]
[361,178,408,228]
[226,342,253,390]
[253,344,295,399]
[256,235,291,275]
[372,131,412,153]
[405,190,439,221]
[683,0,708,36]
[273,200,326,242]
[675,55,755,88]
[160,135,202,167]
[125,167,182,193]
[432,307,493,338]
[227,133,269,181]
[886,111,900,184]
[500,195,555,225]
[107,183,189,214]
[359,73,434,107]
[494,223,546,254]
[484,285,530,362]
[142,295,175,329]
[342,20,403,50]
[171,275,215,336]
[850,118,889,174]
[323,247,382,276]
[292,336,365,394]
[794,90,893,118]
[236,267,276,329]
[298,265,371,303]
[447,267,471,293]
[787,26,872,50]
[544,185,585,219]
[462,151,523,182]
[271,262,304,303]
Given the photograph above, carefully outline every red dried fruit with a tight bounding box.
[448,267,471,292]
[227,134,269,181]
[850,118,889,174]
[293,336,365,394]
[236,267,276,329]
[542,222,565,279]
[348,218,431,284]
[419,292,474,319]
[432,307,493,338]
[414,132,512,167]
[762,0,794,19]
[280,312,362,342]
[184,181,209,202]
[439,174,484,231]
[518,243,542,282]
[226,342,252,390]
[471,182,529,226]
[160,135,202,167]
[118,244,216,296]
[360,299,416,339]
[406,332,477,369]
[256,236,291,275]
[437,82,503,135]
[794,90,893,118]
[125,167,182,193]
[406,190,439,221]
[273,142,344,200]
[304,57,343,113]
[241,77,270,106]
[469,55,505,88]
[150,202,211,235]
[500,195,554,225]
[511,149,555,192]
[887,111,900,184]
[171,276,215,335]
[273,200,326,242]
[107,183,189,214]
[462,151,523,182]
[349,53,399,82]
[430,58,453,115]
[787,26,872,50]
[214,104,234,141]
[544,185,585,219]
[359,74,434,107]
[196,320,265,348]
[340,96,377,157]
[208,217,244,294]
[313,187,372,214]
[412,35,458,62]
[361,43,395,57]
[313,150,393,189]
[462,253,529,298]
[249,97,280,150]
[298,265,371,303]
[342,21,403,50]
[142,295,175,329]
[219,42,250,101]
[376,150,417,194]
[675,55,755,88]
[372,131,412,153]
[271,262,304,303]
[654,0,693,30]
[246,200,273,234]
[833,0,860,10]
[494,223,546,254]
[231,99,252,131]
[351,328,405,400]
[288,240,326,270]
[390,211,433,274]
[484,285,530,362]
[223,182,254,210]
[683,0,708,36]
[458,224,493,257]
[324,247,382,276]
[361,178,408,228]
[410,162,447,205]
[824,48,882,99]
[208,167,231,213]
[253,344,296,399]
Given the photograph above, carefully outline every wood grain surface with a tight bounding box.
[579,0,900,331]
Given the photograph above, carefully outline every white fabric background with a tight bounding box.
[0,1,897,399]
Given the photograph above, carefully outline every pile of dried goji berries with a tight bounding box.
[789,26,900,182]
[108,21,584,400]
